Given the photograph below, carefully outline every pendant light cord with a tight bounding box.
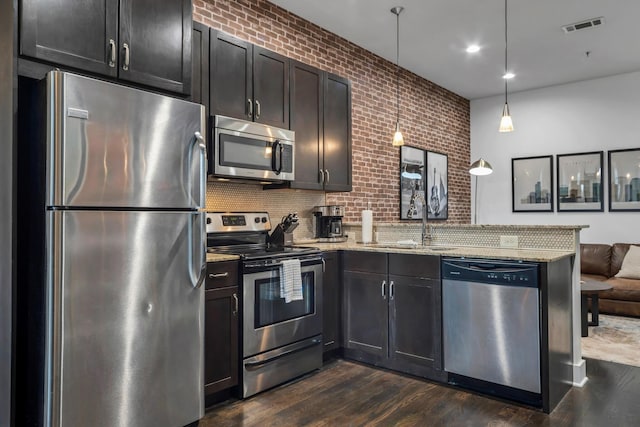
[396,10,400,124]
[504,0,508,105]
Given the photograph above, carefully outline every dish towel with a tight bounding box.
[280,259,303,303]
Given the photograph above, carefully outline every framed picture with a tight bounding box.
[557,151,604,212]
[609,148,640,211]
[426,151,448,220]
[511,155,554,212]
[399,146,426,220]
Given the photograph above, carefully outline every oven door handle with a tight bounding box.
[244,256,323,269]
[244,337,322,370]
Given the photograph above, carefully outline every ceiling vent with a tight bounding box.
[562,17,604,34]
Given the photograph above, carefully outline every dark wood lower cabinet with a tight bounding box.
[342,251,445,382]
[322,251,341,353]
[204,261,239,399]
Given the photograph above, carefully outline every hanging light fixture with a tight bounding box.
[391,6,404,146]
[499,0,514,133]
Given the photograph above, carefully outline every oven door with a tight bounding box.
[243,256,323,357]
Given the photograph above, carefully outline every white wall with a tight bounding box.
[470,71,640,244]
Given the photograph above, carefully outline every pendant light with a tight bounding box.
[499,0,514,133]
[391,6,404,146]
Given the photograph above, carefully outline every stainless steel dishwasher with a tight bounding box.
[442,258,541,402]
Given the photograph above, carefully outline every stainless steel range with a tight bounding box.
[206,212,323,398]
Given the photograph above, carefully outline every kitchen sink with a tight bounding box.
[368,243,455,252]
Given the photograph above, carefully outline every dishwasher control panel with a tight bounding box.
[442,258,539,287]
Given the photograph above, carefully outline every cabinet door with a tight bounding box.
[190,21,210,112]
[253,46,289,128]
[210,31,252,121]
[204,286,239,395]
[343,270,388,358]
[119,0,192,94]
[388,275,442,370]
[20,0,118,77]
[289,60,323,190]
[322,251,340,352]
[323,73,352,192]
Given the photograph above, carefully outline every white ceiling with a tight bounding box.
[268,0,640,100]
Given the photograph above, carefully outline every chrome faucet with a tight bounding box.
[414,193,431,246]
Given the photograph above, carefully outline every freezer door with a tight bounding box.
[47,71,206,209]
[46,210,205,427]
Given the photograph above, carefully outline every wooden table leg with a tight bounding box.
[581,293,588,337]
[588,294,600,326]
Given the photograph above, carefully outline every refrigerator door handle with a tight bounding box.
[189,212,207,289]
[186,132,207,209]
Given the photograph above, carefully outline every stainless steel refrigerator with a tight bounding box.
[18,71,206,427]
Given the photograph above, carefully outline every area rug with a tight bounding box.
[581,314,640,367]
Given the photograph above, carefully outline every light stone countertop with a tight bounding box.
[297,241,574,263]
[206,253,241,263]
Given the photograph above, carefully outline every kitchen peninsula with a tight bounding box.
[206,221,585,413]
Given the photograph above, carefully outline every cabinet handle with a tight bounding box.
[381,280,386,300]
[232,293,238,316]
[209,272,229,278]
[325,169,330,184]
[122,43,130,71]
[108,39,116,67]
[321,258,326,273]
[390,281,395,300]
[255,99,261,119]
[319,169,325,184]
[247,99,253,118]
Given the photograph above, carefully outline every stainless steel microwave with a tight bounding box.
[212,115,295,182]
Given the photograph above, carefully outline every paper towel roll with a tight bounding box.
[361,210,373,243]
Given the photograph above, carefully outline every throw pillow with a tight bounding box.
[615,245,640,279]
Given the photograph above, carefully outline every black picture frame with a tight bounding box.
[557,151,604,212]
[608,148,640,211]
[426,151,448,220]
[399,146,426,220]
[511,155,554,212]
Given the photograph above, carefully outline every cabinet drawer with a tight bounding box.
[206,261,239,289]
[389,253,440,279]
[343,251,387,274]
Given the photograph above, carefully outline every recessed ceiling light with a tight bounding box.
[466,45,480,53]
[502,72,515,79]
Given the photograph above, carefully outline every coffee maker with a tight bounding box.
[312,205,345,239]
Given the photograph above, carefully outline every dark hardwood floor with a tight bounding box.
[201,358,640,426]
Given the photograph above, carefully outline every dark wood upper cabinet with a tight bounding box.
[289,60,323,190]
[289,62,352,192]
[253,46,289,128]
[323,73,352,191]
[210,31,252,121]
[20,0,118,77]
[210,30,289,128]
[190,21,210,112]
[119,0,191,94]
[19,0,192,94]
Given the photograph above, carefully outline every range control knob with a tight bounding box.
[261,217,268,223]
[254,217,261,223]
[206,217,212,224]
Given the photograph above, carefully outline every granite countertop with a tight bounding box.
[300,241,574,263]
[206,253,241,263]
[342,223,589,230]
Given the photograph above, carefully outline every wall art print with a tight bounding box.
[557,151,604,212]
[511,155,553,212]
[609,148,640,211]
[399,146,426,220]
[426,151,448,220]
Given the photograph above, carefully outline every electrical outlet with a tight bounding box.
[500,235,519,248]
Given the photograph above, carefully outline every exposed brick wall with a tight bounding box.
[194,0,471,224]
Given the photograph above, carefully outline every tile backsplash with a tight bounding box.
[206,182,326,240]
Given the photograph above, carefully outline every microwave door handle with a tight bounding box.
[271,140,283,175]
